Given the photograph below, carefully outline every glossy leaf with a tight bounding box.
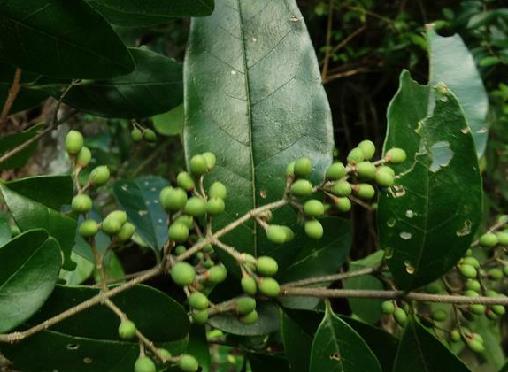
[0,0,134,79]
[392,320,469,372]
[378,79,482,290]
[184,0,334,263]
[0,125,43,170]
[113,176,169,252]
[427,26,488,157]
[0,230,61,333]
[309,303,381,372]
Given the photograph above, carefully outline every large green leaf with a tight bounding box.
[309,304,381,372]
[392,320,469,372]
[0,64,48,113]
[56,48,182,118]
[87,0,214,27]
[378,76,482,290]
[0,0,134,79]
[184,0,334,264]
[427,26,488,157]
[0,125,43,170]
[0,230,61,333]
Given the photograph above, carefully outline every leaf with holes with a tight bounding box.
[184,0,334,266]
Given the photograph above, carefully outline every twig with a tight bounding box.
[282,266,377,287]
[0,68,22,126]
[320,0,334,81]
[212,239,245,262]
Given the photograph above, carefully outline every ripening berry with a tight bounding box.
[331,180,351,196]
[72,194,92,214]
[431,309,447,322]
[202,152,216,170]
[356,162,376,179]
[465,279,481,292]
[394,308,407,326]
[235,297,257,315]
[65,130,84,155]
[168,223,189,242]
[258,277,280,297]
[209,181,227,200]
[117,223,136,241]
[303,200,325,217]
[286,162,295,177]
[134,356,156,372]
[375,166,395,186]
[385,147,406,163]
[108,210,128,225]
[266,224,289,244]
[177,171,195,191]
[174,215,193,228]
[206,264,227,284]
[241,275,257,295]
[118,320,136,340]
[239,309,259,324]
[79,219,98,238]
[206,198,225,215]
[294,157,312,178]
[131,128,143,142]
[290,179,313,196]
[450,329,461,342]
[326,162,346,180]
[256,256,278,276]
[496,231,508,246]
[347,147,365,164]
[335,197,351,212]
[160,187,188,211]
[184,197,207,216]
[354,184,375,200]
[76,147,92,167]
[179,354,199,372]
[381,301,395,315]
[479,232,497,247]
[171,262,196,286]
[458,264,477,278]
[189,292,209,310]
[89,165,110,186]
[190,154,208,175]
[191,309,208,324]
[358,140,375,160]
[143,129,157,142]
[488,268,503,280]
[304,220,323,239]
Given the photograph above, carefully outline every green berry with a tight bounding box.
[177,171,195,191]
[108,210,128,225]
[469,304,485,316]
[467,338,485,354]
[281,225,295,241]
[294,157,312,178]
[258,277,280,297]
[256,256,278,276]
[479,232,497,247]
[458,264,477,278]
[131,128,143,142]
[184,197,207,216]
[206,264,227,284]
[65,130,84,155]
[171,262,196,286]
[118,320,136,340]
[89,165,110,186]
[496,231,508,246]
[286,162,295,177]
[331,180,351,196]
[72,194,92,214]
[174,215,193,228]
[235,297,257,315]
[290,179,313,196]
[450,329,461,342]
[394,308,407,326]
[432,309,447,322]
[347,147,365,164]
[354,184,375,200]
[134,356,156,372]
[381,300,395,315]
[241,275,257,295]
[358,140,375,160]
[465,279,481,292]
[143,129,157,142]
[335,197,351,212]
[239,309,259,324]
[304,219,323,239]
[190,154,208,175]
[385,147,406,163]
[191,309,208,324]
[179,354,199,372]
[375,166,395,186]
[189,292,209,310]
[462,256,480,269]
[117,223,136,241]
[326,162,346,180]
[209,181,227,200]
[206,198,225,215]
[203,152,216,170]
[492,304,505,316]
[488,268,503,279]
[76,146,92,167]
[303,200,325,217]
[79,219,98,238]
[158,348,172,360]
[102,217,121,235]
[356,162,376,179]
[160,187,188,211]
[174,245,187,255]
[168,223,189,242]
[266,224,289,244]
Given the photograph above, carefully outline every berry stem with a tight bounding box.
[283,266,378,287]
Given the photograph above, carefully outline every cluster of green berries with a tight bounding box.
[79,209,135,241]
[131,126,157,143]
[450,329,485,354]
[380,300,408,327]
[478,229,508,248]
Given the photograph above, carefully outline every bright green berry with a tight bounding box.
[488,268,504,279]
[160,187,188,211]
[239,309,259,324]
[381,300,395,315]
[465,279,481,292]
[432,309,448,322]
[191,309,208,324]
[375,166,395,186]
[335,197,351,212]
[65,130,84,155]
[177,171,195,191]
[458,264,477,278]
[72,194,92,214]
[79,219,98,238]
[174,215,193,228]
[202,152,216,170]
[179,354,199,372]
[108,210,128,225]
[356,162,376,179]
[492,304,506,316]
[266,224,289,244]
[467,338,485,354]
[385,147,406,163]
[286,162,295,177]
[462,256,480,269]
[134,356,156,372]
[76,146,92,167]
[469,303,485,316]
[131,128,143,142]
[189,292,209,310]
[158,348,172,360]
[168,223,189,242]
[206,264,227,284]
[235,297,257,315]
[326,162,346,180]
[184,197,207,216]
[117,223,136,241]
[206,198,225,215]
[496,231,508,246]
[118,320,136,340]
[331,180,351,196]
[281,225,295,241]
[258,277,280,297]
[89,165,110,186]
[347,147,365,164]
[190,154,208,175]
[171,262,196,286]
[479,232,497,247]
[102,217,121,235]
[358,140,375,160]
[303,200,325,217]
[450,329,461,342]
[174,245,187,255]
[256,256,278,276]
[394,308,407,326]
[241,275,257,295]
[294,157,312,178]
[304,219,323,239]
[354,184,375,200]
[143,129,157,142]
[209,181,227,200]
[290,179,313,196]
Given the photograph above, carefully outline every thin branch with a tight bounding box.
[283,266,377,287]
[320,0,334,81]
[0,68,22,126]
[212,239,245,262]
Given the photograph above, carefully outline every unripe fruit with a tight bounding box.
[335,197,351,212]
[72,194,92,214]
[143,129,157,142]
[184,197,207,216]
[118,320,136,340]
[117,223,136,241]
[356,162,376,179]
[381,301,395,315]
[290,179,313,196]
[89,165,110,186]
[266,224,289,244]
[331,180,352,196]
[450,329,461,342]
[358,140,375,160]
[189,292,209,310]
[496,231,508,246]
[79,219,98,238]
[108,210,128,225]
[469,304,485,316]
[286,162,295,177]
[354,184,375,200]
[235,297,257,315]
[102,217,121,235]
[203,152,216,170]
[168,223,189,242]
[304,219,323,239]
[375,166,395,186]
[303,200,325,217]
[294,157,312,178]
[458,264,477,278]
[479,232,497,247]
[174,215,193,228]
[158,348,172,360]
[160,187,188,211]
[240,309,259,324]
[131,128,143,142]
[394,308,407,326]
[174,245,187,255]
[347,147,365,164]
[281,226,295,241]
[209,181,227,200]
[258,277,280,297]
[326,162,346,180]
[488,268,503,279]
[206,264,227,284]
[65,130,84,155]
[241,275,257,295]
[206,198,225,215]
[177,171,195,191]
[385,147,406,163]
[171,262,196,286]
[256,256,278,276]
[466,337,485,354]
[134,356,156,372]
[462,256,480,269]
[465,279,481,292]
[76,147,92,167]
[432,309,447,322]
[179,354,199,372]
[492,304,506,316]
[203,258,214,269]
[192,309,208,324]
[190,154,208,175]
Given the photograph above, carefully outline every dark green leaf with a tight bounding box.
[0,125,43,170]
[4,175,73,209]
[184,0,334,265]
[152,105,184,136]
[249,353,290,372]
[392,320,469,372]
[0,230,61,332]
[309,303,381,372]
[0,84,47,114]
[0,213,11,246]
[187,326,211,372]
[0,0,134,79]
[113,176,169,252]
